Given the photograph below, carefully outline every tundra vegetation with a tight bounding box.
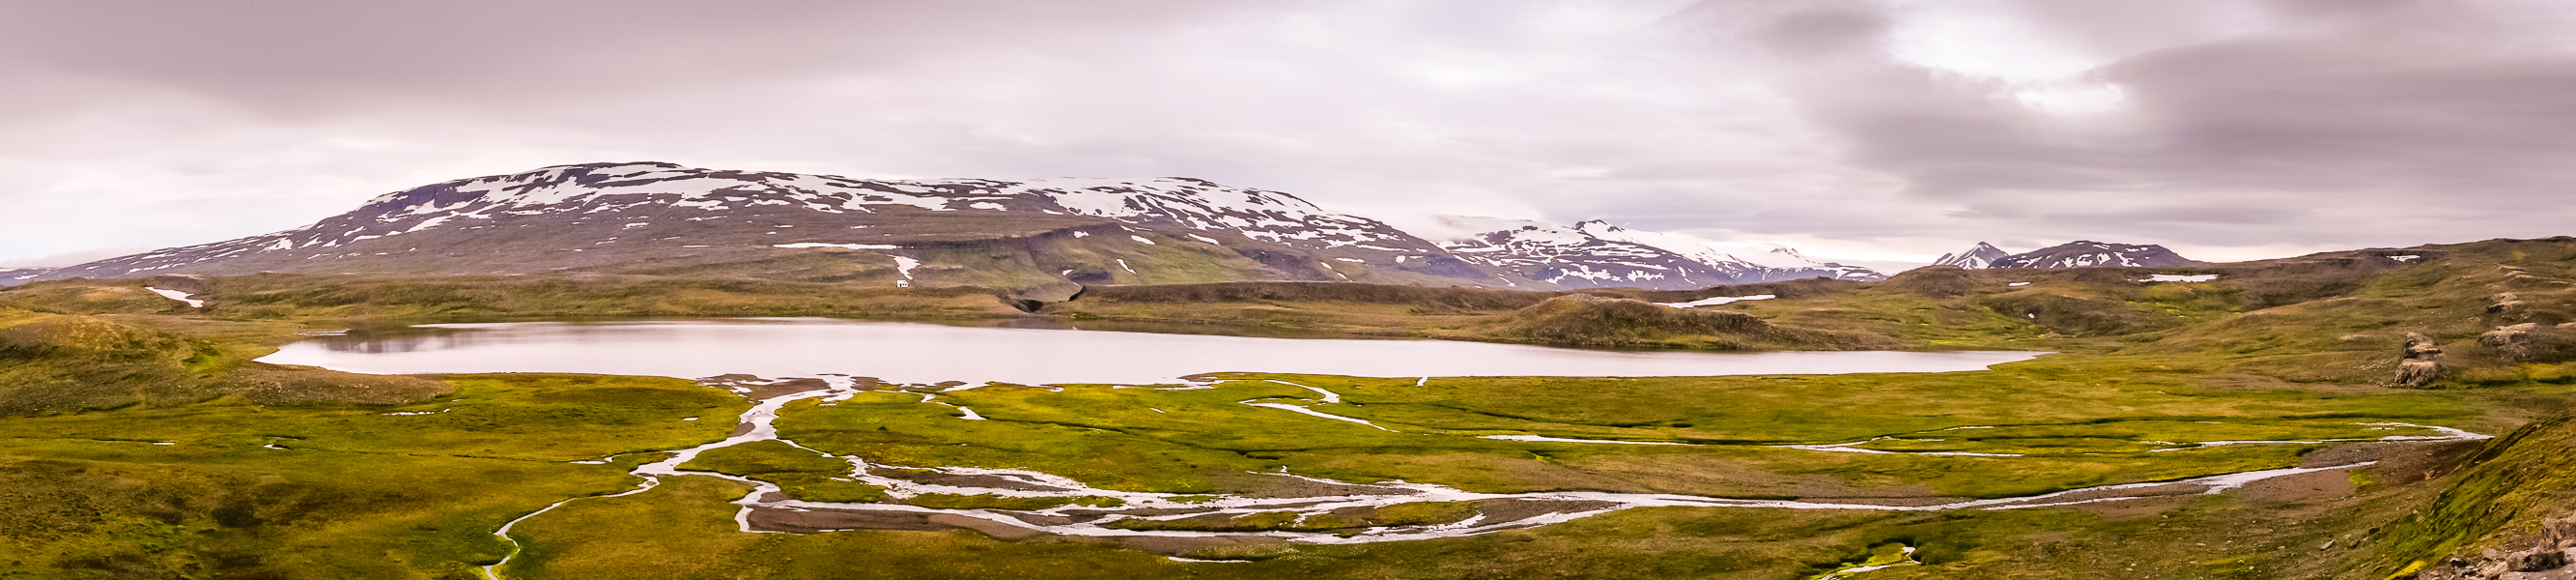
[4,237,2576,579]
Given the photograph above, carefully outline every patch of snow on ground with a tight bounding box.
[892,257,920,280]
[2140,275,2219,282]
[1188,234,1221,245]
[2008,282,2030,287]
[1656,294,1774,308]
[145,287,205,307]
[2390,255,2421,262]
[1130,235,1156,245]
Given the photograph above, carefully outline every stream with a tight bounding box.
[474,374,2489,577]
[264,320,2483,576]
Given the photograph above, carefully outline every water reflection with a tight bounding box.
[263,318,2047,386]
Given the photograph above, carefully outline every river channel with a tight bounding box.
[248,318,2484,573]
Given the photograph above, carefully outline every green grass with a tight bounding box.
[678,440,885,503]
[0,373,746,579]
[770,366,2476,501]
[12,237,2576,578]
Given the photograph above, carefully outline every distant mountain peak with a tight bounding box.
[1988,241,2200,270]
[1429,217,1885,289]
[1933,242,2011,270]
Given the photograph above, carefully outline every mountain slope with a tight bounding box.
[1933,242,2011,270]
[0,268,50,287]
[1423,218,1887,289]
[1722,246,1888,282]
[1426,217,1739,290]
[1570,220,1884,282]
[37,162,1514,291]
[1990,241,2202,270]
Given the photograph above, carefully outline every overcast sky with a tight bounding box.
[5,0,2574,271]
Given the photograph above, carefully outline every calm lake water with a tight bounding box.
[259,318,2047,385]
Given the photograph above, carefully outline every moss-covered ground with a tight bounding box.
[0,373,744,579]
[10,237,2576,578]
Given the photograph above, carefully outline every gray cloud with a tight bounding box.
[2,0,2573,267]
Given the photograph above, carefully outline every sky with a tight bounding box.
[4,0,2574,272]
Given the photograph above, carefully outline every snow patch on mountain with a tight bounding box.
[1423,218,1885,289]
[41,162,1461,281]
[0,267,54,286]
[1933,242,2011,270]
[1427,218,1731,289]
[1987,241,2202,270]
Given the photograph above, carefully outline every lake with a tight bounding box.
[259,318,2048,385]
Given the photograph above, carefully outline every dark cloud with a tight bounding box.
[1,0,2573,266]
[1663,0,2576,255]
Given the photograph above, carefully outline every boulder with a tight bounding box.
[2508,548,2568,572]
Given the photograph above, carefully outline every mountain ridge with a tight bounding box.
[1989,240,2202,270]
[32,162,1530,291]
[23,161,2210,291]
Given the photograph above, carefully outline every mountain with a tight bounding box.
[0,268,52,286]
[33,162,1518,293]
[1567,221,1884,282]
[1932,242,2010,270]
[1423,218,1743,290]
[1719,246,1889,282]
[30,161,1916,294]
[1989,241,2202,270]
[1424,218,1886,289]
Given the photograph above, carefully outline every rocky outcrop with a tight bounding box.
[2482,324,2539,361]
[2398,332,2446,388]
[2406,516,2576,579]
[2479,323,2576,364]
[2489,293,2525,315]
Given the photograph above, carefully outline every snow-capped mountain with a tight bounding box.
[1721,246,1889,282]
[1425,218,1885,289]
[1572,220,1886,281]
[1988,241,2202,270]
[36,162,1504,289]
[1425,217,1742,290]
[1932,242,2010,270]
[0,267,53,286]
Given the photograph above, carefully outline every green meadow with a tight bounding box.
[9,237,2576,578]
